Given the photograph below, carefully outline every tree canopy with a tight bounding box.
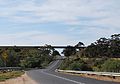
[83,34,120,58]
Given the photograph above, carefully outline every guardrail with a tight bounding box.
[57,69,120,77]
[0,67,22,71]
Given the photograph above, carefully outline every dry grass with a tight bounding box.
[0,71,24,81]
[79,74,120,83]
[0,72,38,84]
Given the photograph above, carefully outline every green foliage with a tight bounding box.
[20,56,41,68]
[83,34,120,58]
[52,50,60,56]
[0,47,55,68]
[67,61,88,71]
[60,58,92,71]
[92,58,107,71]
[14,48,21,52]
[62,46,76,57]
[101,59,120,72]
[59,59,71,70]
[60,34,120,72]
[0,58,4,67]
[19,49,53,68]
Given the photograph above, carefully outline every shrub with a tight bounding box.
[67,62,85,70]
[92,58,107,71]
[60,58,92,71]
[101,59,120,72]
[59,59,71,70]
[0,58,4,67]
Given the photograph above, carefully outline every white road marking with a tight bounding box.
[41,71,85,84]
[41,60,85,84]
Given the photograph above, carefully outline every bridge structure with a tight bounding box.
[0,46,86,49]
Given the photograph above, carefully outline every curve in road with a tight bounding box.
[27,60,119,84]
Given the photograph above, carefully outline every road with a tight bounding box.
[27,60,119,84]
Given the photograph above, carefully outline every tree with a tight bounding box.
[111,34,120,40]
[52,50,60,56]
[95,38,110,57]
[62,46,76,58]
[75,42,85,47]
[0,47,55,68]
[84,34,120,58]
[0,58,4,67]
[109,34,120,57]
[1,49,8,66]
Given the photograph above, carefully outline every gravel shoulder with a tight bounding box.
[0,72,38,84]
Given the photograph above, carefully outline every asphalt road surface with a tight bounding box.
[27,60,119,84]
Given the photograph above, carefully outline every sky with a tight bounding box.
[0,0,120,46]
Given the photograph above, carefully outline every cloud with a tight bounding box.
[0,0,120,27]
[0,0,119,46]
[0,31,75,46]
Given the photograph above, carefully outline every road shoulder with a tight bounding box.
[0,72,38,84]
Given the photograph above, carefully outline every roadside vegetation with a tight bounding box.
[0,71,24,81]
[0,45,60,81]
[0,34,119,82]
[0,45,59,68]
[60,34,120,72]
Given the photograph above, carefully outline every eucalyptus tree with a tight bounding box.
[62,45,76,58]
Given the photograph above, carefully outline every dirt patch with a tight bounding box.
[80,74,120,83]
[0,73,38,84]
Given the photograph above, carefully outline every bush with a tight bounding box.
[60,59,92,71]
[101,59,120,72]
[67,62,85,70]
[59,59,71,70]
[0,58,4,67]
[92,58,107,71]
[70,61,92,71]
